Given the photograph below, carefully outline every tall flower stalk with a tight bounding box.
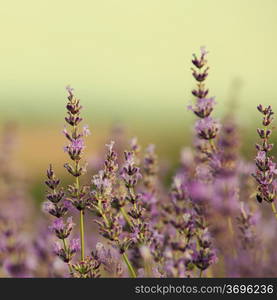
[44,165,79,274]
[44,86,92,277]
[63,86,91,260]
[90,141,138,277]
[189,47,219,156]
[253,105,277,218]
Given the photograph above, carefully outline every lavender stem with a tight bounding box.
[271,202,277,220]
[120,207,133,228]
[122,252,137,278]
[227,216,237,257]
[79,210,85,261]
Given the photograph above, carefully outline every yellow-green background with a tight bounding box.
[0,0,277,179]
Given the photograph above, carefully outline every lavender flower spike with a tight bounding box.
[195,117,219,140]
[49,217,74,240]
[253,105,277,204]
[121,151,142,189]
[63,86,90,262]
[189,47,219,156]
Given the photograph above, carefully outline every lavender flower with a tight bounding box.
[63,86,91,263]
[64,138,85,161]
[49,217,74,240]
[236,203,259,250]
[44,165,67,218]
[194,229,218,273]
[120,151,142,189]
[142,144,158,193]
[92,242,123,277]
[103,141,118,182]
[71,256,101,278]
[189,47,219,160]
[195,117,219,140]
[253,105,277,203]
[54,238,80,263]
[42,201,68,219]
[188,97,216,118]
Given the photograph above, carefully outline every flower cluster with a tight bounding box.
[42,87,105,278]
[44,165,79,269]
[44,165,67,218]
[160,173,217,277]
[189,47,219,155]
[141,144,159,219]
[63,86,90,209]
[236,203,259,250]
[253,105,277,203]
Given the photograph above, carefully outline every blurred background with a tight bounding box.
[0,0,277,200]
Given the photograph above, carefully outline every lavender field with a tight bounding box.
[0,46,277,278]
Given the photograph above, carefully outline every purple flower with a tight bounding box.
[211,177,240,215]
[194,230,218,271]
[236,203,259,250]
[188,180,213,204]
[170,174,189,202]
[64,138,85,161]
[42,201,68,218]
[93,243,123,276]
[143,143,158,194]
[103,141,118,181]
[69,238,81,254]
[192,46,208,70]
[49,217,74,239]
[3,260,30,278]
[253,106,276,203]
[121,151,142,188]
[91,170,112,196]
[62,126,72,141]
[42,201,55,213]
[195,117,219,140]
[257,151,266,162]
[188,97,216,118]
[45,164,60,190]
[53,238,80,263]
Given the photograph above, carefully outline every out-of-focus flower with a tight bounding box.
[195,117,219,140]
[188,97,216,118]
[49,217,74,240]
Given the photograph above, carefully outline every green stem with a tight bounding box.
[227,216,237,258]
[120,207,133,228]
[75,161,85,261]
[102,211,110,227]
[122,252,136,278]
[209,139,216,152]
[80,210,85,261]
[227,216,234,236]
[271,202,277,220]
[143,257,152,278]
